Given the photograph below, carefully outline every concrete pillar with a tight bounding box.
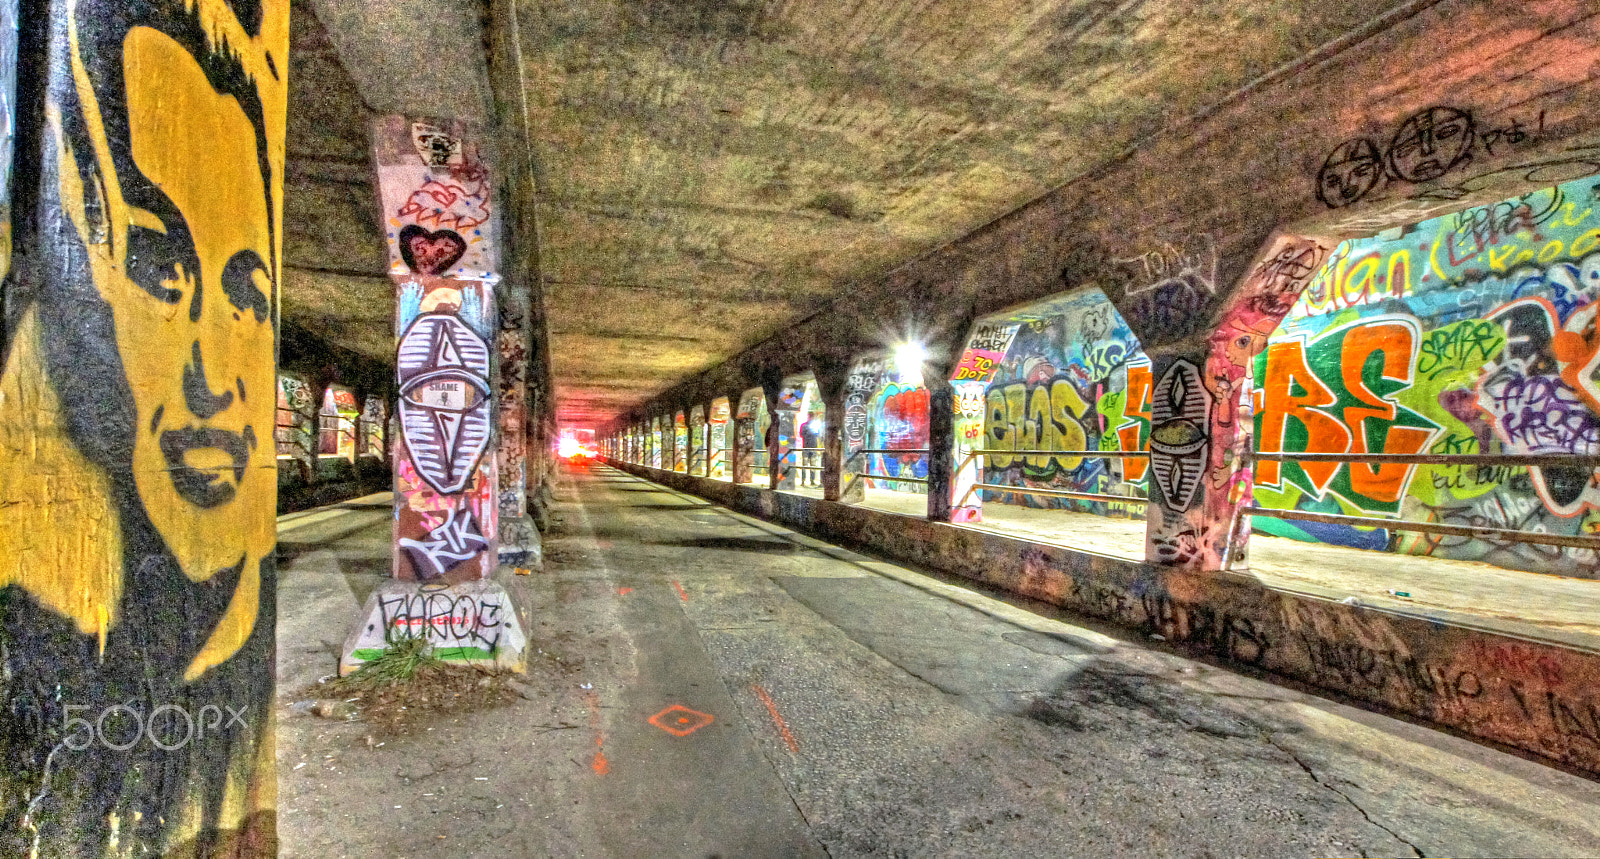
[0,0,285,850]
[731,392,755,484]
[343,116,526,675]
[1140,236,1330,570]
[495,289,541,569]
[925,376,956,522]
[818,370,848,502]
[762,385,790,491]
[840,357,884,504]
[701,406,712,477]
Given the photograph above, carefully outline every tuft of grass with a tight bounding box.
[328,637,442,693]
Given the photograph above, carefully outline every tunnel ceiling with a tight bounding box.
[283,0,1407,426]
[516,0,1401,428]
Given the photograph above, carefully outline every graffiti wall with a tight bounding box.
[981,289,1150,515]
[709,398,730,478]
[378,116,499,584]
[343,580,528,671]
[0,0,285,851]
[674,412,688,473]
[867,364,929,492]
[843,358,884,473]
[319,385,360,459]
[277,374,317,470]
[953,322,1018,521]
[1254,174,1600,577]
[360,396,388,457]
[689,405,705,473]
[497,327,528,522]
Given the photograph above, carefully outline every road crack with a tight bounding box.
[1268,737,1424,858]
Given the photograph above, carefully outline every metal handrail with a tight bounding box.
[965,448,1149,457]
[1243,505,1600,551]
[860,474,930,485]
[1247,451,1600,468]
[958,482,1148,509]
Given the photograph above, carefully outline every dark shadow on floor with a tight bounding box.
[643,536,799,554]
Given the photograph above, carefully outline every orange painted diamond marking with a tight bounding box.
[648,705,714,737]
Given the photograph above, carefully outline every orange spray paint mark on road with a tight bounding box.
[751,684,799,754]
[672,581,689,602]
[584,689,608,775]
[648,704,714,737]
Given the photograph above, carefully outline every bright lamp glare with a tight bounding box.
[894,342,926,384]
[558,437,582,457]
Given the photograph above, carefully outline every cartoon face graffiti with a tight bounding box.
[1316,138,1383,207]
[1387,107,1474,184]
[412,121,463,167]
[24,0,288,680]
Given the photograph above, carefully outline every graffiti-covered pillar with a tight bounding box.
[1142,236,1330,570]
[840,358,883,504]
[0,0,285,852]
[341,117,527,674]
[816,366,849,502]
[731,392,754,484]
[950,322,1019,523]
[496,282,540,569]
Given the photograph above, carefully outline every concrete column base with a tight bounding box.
[340,573,530,675]
[498,513,543,570]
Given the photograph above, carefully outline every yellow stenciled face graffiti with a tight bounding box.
[43,0,288,680]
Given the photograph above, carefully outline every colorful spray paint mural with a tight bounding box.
[276,374,317,467]
[674,412,688,473]
[981,289,1151,515]
[709,398,730,478]
[0,0,286,851]
[690,405,706,473]
[863,363,929,492]
[319,385,360,459]
[1254,174,1600,577]
[953,322,1018,521]
[649,416,662,468]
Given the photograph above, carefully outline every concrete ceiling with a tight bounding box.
[283,0,1415,426]
[512,0,1403,427]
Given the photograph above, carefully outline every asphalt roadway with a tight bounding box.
[275,462,1600,858]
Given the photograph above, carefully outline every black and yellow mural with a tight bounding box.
[0,0,286,854]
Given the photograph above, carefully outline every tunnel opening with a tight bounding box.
[947,287,1153,560]
[1225,172,1600,643]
